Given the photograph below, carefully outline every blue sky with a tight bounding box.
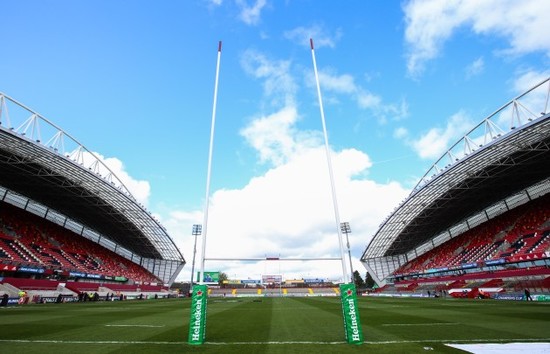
[2,0,549,282]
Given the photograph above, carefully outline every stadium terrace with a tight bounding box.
[0,92,185,301]
[361,77,550,300]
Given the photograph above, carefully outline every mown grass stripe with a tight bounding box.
[1,297,549,353]
[1,338,549,345]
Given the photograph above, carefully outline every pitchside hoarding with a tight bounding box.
[188,284,208,345]
[261,274,282,284]
[339,283,363,345]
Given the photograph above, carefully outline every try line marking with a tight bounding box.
[1,338,550,346]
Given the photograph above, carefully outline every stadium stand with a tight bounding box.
[384,196,550,298]
[0,91,185,300]
[393,194,550,277]
[0,201,161,284]
[361,77,550,301]
[0,200,179,302]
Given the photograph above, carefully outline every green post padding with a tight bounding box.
[188,284,208,345]
[339,283,363,344]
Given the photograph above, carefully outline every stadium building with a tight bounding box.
[361,77,550,298]
[0,92,185,301]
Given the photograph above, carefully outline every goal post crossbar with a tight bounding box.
[204,257,342,262]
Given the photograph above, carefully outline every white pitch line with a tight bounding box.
[207,339,550,346]
[382,322,459,327]
[206,341,347,345]
[0,338,549,346]
[0,339,182,345]
[105,324,165,328]
[368,339,550,346]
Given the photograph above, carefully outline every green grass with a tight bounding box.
[0,296,549,353]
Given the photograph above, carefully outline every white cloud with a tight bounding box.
[100,156,151,206]
[307,69,408,123]
[403,0,463,77]
[512,70,550,94]
[240,106,324,166]
[157,209,204,282]
[241,49,296,107]
[406,70,548,162]
[403,0,550,77]
[512,70,550,121]
[393,126,408,140]
[317,71,356,94]
[465,57,484,79]
[356,89,382,110]
[410,111,473,159]
[78,151,151,207]
[284,25,342,49]
[236,0,268,26]
[167,146,407,282]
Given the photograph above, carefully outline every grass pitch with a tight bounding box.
[0,296,549,353]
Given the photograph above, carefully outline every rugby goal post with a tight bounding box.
[188,39,363,346]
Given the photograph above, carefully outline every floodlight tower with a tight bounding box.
[189,224,202,291]
[340,222,354,284]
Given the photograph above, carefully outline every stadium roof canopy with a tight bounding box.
[361,77,550,285]
[0,93,185,285]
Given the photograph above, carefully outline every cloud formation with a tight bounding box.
[237,0,268,25]
[307,68,408,124]
[240,106,324,166]
[284,25,342,49]
[80,151,151,207]
[410,111,474,160]
[465,57,484,79]
[403,0,550,77]
[398,69,549,163]
[241,49,297,107]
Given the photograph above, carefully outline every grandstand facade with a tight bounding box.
[361,77,550,292]
[0,93,185,286]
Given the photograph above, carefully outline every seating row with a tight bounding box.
[0,202,159,284]
[395,194,550,276]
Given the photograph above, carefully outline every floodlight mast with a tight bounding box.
[199,41,222,285]
[340,222,354,284]
[310,38,349,283]
[190,224,202,290]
